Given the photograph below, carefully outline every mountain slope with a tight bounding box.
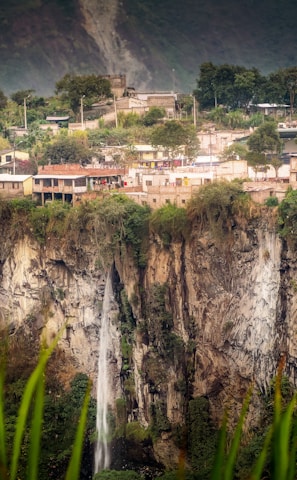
[0,0,297,96]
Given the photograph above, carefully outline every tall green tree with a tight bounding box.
[43,135,92,165]
[150,120,199,162]
[55,74,112,112]
[247,121,282,177]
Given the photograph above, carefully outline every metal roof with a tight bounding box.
[34,174,86,180]
[46,116,70,121]
[0,174,32,181]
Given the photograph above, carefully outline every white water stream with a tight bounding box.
[94,271,114,473]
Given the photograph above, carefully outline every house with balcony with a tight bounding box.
[0,174,32,198]
[37,164,124,191]
[32,174,87,205]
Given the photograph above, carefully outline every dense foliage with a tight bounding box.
[0,330,95,480]
[186,180,252,240]
[55,74,112,112]
[149,203,189,246]
[195,62,297,112]
[278,187,297,248]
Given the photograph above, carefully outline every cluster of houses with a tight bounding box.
[1,74,297,208]
[0,149,296,208]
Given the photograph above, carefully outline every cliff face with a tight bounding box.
[0,208,295,467]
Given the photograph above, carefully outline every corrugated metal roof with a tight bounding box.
[0,174,32,181]
[34,174,86,179]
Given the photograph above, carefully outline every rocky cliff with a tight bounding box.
[0,203,296,468]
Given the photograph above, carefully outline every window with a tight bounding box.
[5,155,12,163]
[53,179,58,186]
[74,177,86,187]
[153,198,156,203]
[181,199,186,204]
[165,199,170,204]
[0,183,4,189]
[34,179,40,185]
[64,179,72,187]
[12,183,20,189]
[43,179,51,187]
[145,180,152,186]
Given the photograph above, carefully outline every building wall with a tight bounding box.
[23,177,33,196]
[146,185,200,208]
[0,181,25,198]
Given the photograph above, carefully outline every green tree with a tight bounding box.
[10,89,35,106]
[187,397,218,478]
[247,121,282,177]
[43,135,92,165]
[196,63,265,111]
[142,106,165,126]
[55,73,112,112]
[150,120,199,164]
[194,62,218,110]
[117,111,140,128]
[280,66,297,117]
[220,142,248,161]
[0,89,7,109]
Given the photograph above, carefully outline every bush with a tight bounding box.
[265,196,279,207]
[150,203,189,246]
[278,187,297,247]
[187,181,251,240]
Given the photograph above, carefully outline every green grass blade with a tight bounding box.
[250,425,273,480]
[0,370,8,480]
[10,332,62,480]
[273,394,296,480]
[211,412,228,480]
[223,387,252,480]
[65,380,91,480]
[287,411,297,480]
[27,372,45,480]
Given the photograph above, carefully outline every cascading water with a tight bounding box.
[94,270,114,474]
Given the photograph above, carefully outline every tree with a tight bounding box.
[10,89,35,105]
[220,143,248,161]
[150,120,199,164]
[55,73,112,112]
[142,106,165,126]
[0,89,7,109]
[247,121,282,155]
[247,121,282,178]
[195,63,266,111]
[194,62,218,110]
[282,67,297,117]
[43,135,93,165]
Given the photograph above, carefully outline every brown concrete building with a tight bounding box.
[0,174,32,198]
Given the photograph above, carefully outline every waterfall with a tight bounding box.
[94,270,114,473]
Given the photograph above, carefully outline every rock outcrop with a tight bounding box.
[0,207,295,467]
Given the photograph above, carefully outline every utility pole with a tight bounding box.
[81,95,85,129]
[24,96,29,130]
[193,95,197,127]
[114,95,118,128]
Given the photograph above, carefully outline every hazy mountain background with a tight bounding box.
[1,0,297,96]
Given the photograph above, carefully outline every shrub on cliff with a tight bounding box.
[89,194,150,268]
[278,187,297,248]
[149,203,189,246]
[186,180,251,239]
